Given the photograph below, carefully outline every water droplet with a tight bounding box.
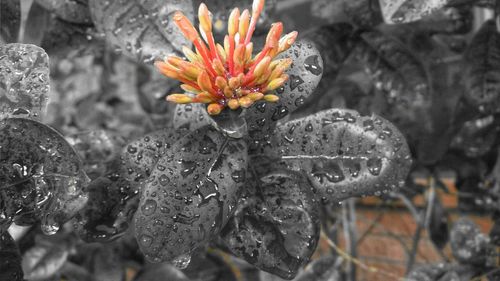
[141,199,157,216]
[367,158,382,176]
[159,174,170,186]
[140,234,153,246]
[289,75,304,91]
[304,55,323,76]
[172,253,191,269]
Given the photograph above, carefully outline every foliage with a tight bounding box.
[1,0,500,281]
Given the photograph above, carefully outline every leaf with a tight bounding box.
[74,175,139,242]
[270,109,412,203]
[0,231,24,281]
[22,1,51,46]
[450,218,495,266]
[0,0,21,43]
[298,23,356,115]
[40,17,104,58]
[120,127,184,184]
[427,193,449,249]
[245,39,324,146]
[406,263,449,281]
[66,130,126,179]
[379,0,449,24]
[134,126,248,263]
[133,264,190,281]
[22,236,70,281]
[450,115,498,158]
[354,29,436,162]
[0,44,50,121]
[89,0,194,63]
[221,169,320,279]
[463,20,500,114]
[173,104,211,133]
[34,0,92,24]
[0,118,89,234]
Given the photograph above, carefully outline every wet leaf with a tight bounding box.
[35,0,92,24]
[221,169,320,279]
[271,109,412,203]
[88,0,194,63]
[0,118,89,234]
[67,130,126,179]
[427,193,449,249]
[0,44,50,121]
[0,0,21,43]
[120,127,183,184]
[450,218,495,266]
[406,263,449,281]
[134,126,248,263]
[173,104,210,133]
[0,231,23,281]
[22,236,70,280]
[450,115,498,158]
[245,40,323,146]
[353,29,435,162]
[379,0,449,24]
[298,23,356,116]
[74,175,139,242]
[133,264,190,281]
[463,20,500,114]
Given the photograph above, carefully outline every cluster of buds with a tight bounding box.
[155,0,297,115]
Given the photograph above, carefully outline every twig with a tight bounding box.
[321,231,403,281]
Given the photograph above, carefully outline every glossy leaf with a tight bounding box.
[450,115,498,158]
[221,170,320,279]
[298,23,356,116]
[0,118,89,233]
[270,109,412,203]
[67,130,126,179]
[134,126,248,263]
[89,0,194,63]
[120,127,183,184]
[379,0,449,24]
[22,236,70,280]
[0,231,23,281]
[0,0,21,43]
[74,175,139,242]
[0,44,50,121]
[450,218,495,266]
[173,104,210,133]
[245,40,324,146]
[463,20,500,114]
[35,0,92,24]
[406,263,449,281]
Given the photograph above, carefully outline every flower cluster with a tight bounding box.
[155,0,297,115]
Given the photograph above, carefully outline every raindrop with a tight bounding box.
[139,234,153,247]
[367,158,382,176]
[141,199,157,216]
[172,253,191,269]
[304,55,323,76]
[289,75,304,91]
